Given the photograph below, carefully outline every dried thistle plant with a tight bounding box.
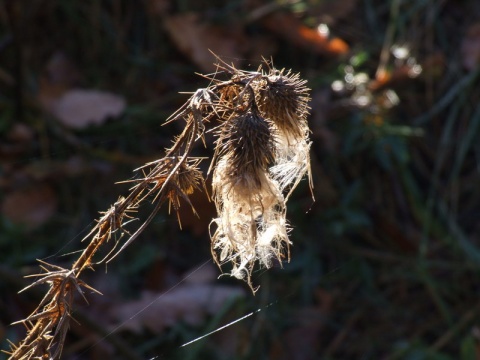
[6,57,312,359]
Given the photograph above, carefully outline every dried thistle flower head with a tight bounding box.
[209,59,312,291]
[211,156,288,288]
[215,108,274,188]
[258,68,310,139]
[258,68,313,199]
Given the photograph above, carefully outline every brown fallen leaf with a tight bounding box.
[368,64,421,92]
[48,89,126,129]
[1,182,57,229]
[163,13,248,72]
[109,264,245,333]
[37,52,126,129]
[461,23,480,71]
[261,12,349,56]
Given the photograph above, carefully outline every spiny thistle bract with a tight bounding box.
[7,57,311,359]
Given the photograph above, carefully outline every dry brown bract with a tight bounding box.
[7,57,312,359]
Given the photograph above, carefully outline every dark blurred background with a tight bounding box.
[2,0,480,359]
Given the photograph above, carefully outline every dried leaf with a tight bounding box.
[48,89,126,129]
[261,12,349,56]
[37,52,126,129]
[1,183,57,229]
[110,265,245,333]
[163,13,247,72]
[461,23,480,71]
[37,52,126,130]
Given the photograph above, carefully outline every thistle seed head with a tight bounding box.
[175,159,204,196]
[211,162,288,288]
[215,108,274,190]
[270,134,312,198]
[207,62,313,289]
[164,159,205,217]
[258,69,310,139]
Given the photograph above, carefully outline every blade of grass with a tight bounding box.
[437,199,480,264]
[419,92,465,258]
[417,263,453,325]
[413,68,480,126]
[449,103,480,182]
